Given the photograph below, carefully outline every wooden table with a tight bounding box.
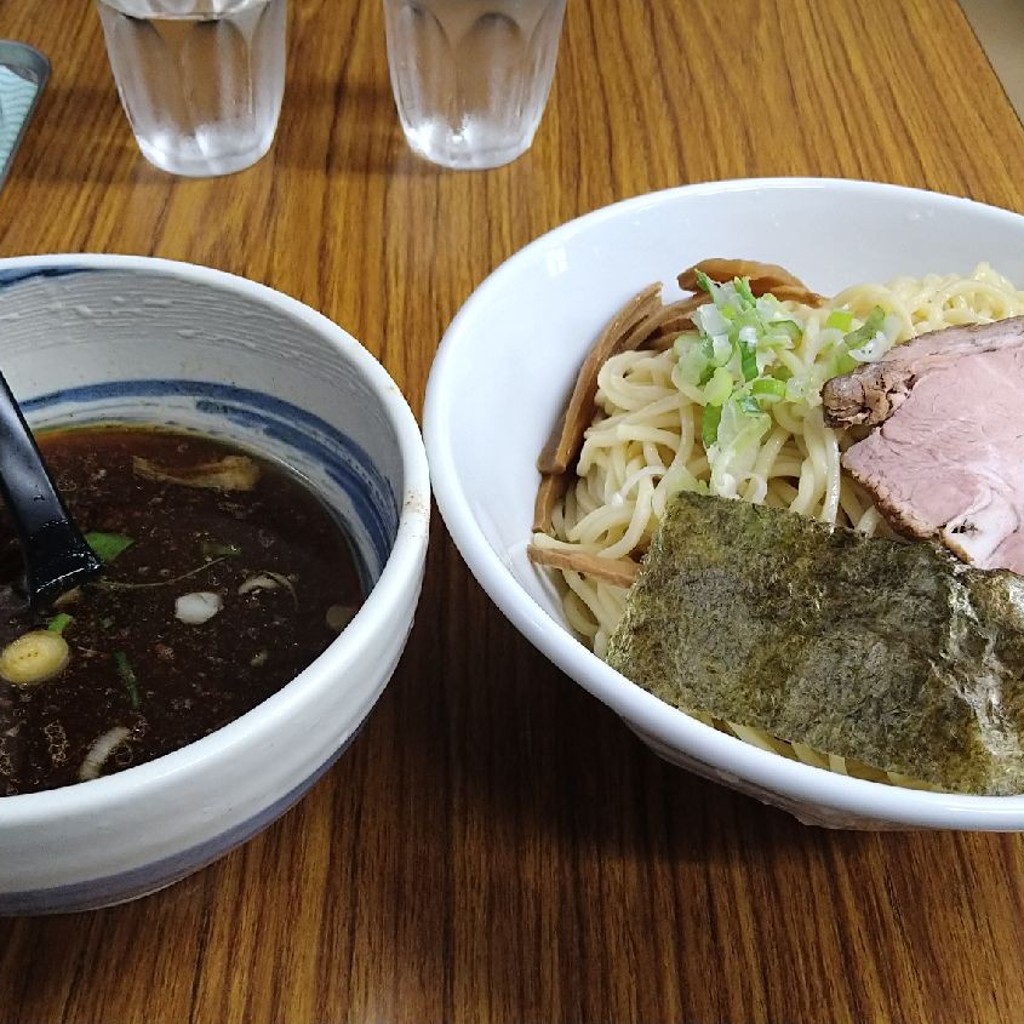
[2,1,1024,1020]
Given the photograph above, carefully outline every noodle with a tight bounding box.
[532,262,1024,786]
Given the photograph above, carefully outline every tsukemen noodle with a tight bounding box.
[528,258,1024,792]
[0,425,365,796]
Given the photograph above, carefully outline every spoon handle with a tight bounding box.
[0,370,102,608]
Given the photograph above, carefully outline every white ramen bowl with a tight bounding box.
[424,176,1024,831]
[0,254,431,913]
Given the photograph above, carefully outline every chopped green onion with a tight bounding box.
[201,541,242,559]
[739,338,758,381]
[678,274,811,496]
[826,309,855,332]
[751,377,787,399]
[771,320,802,343]
[701,405,723,448]
[704,366,734,406]
[86,531,134,564]
[842,306,886,350]
[114,650,141,710]
[674,342,712,388]
[46,612,74,635]
[694,269,714,294]
[736,394,762,417]
[708,395,771,497]
[734,277,756,305]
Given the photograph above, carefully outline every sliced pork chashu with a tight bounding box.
[821,316,1024,574]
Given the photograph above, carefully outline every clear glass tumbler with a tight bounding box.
[95,0,287,177]
[383,0,566,171]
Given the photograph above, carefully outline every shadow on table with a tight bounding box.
[401,545,874,863]
[329,531,917,1020]
[11,78,456,185]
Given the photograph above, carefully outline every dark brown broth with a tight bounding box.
[0,425,364,796]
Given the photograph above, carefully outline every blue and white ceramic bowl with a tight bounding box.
[0,255,430,914]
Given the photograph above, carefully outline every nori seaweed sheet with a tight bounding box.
[604,492,1024,795]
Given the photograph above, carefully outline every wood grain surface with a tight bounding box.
[1,1,1024,1021]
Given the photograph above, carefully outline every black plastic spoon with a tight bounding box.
[0,370,102,608]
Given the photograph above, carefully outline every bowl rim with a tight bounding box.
[0,252,431,824]
[424,175,1024,829]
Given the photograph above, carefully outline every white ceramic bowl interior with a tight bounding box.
[0,255,431,913]
[424,177,1024,831]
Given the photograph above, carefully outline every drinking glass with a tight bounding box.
[383,0,566,171]
[95,0,287,177]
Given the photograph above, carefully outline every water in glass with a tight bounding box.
[96,0,286,177]
[383,0,566,170]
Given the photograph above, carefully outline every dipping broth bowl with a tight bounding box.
[424,176,1024,832]
[0,254,430,914]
